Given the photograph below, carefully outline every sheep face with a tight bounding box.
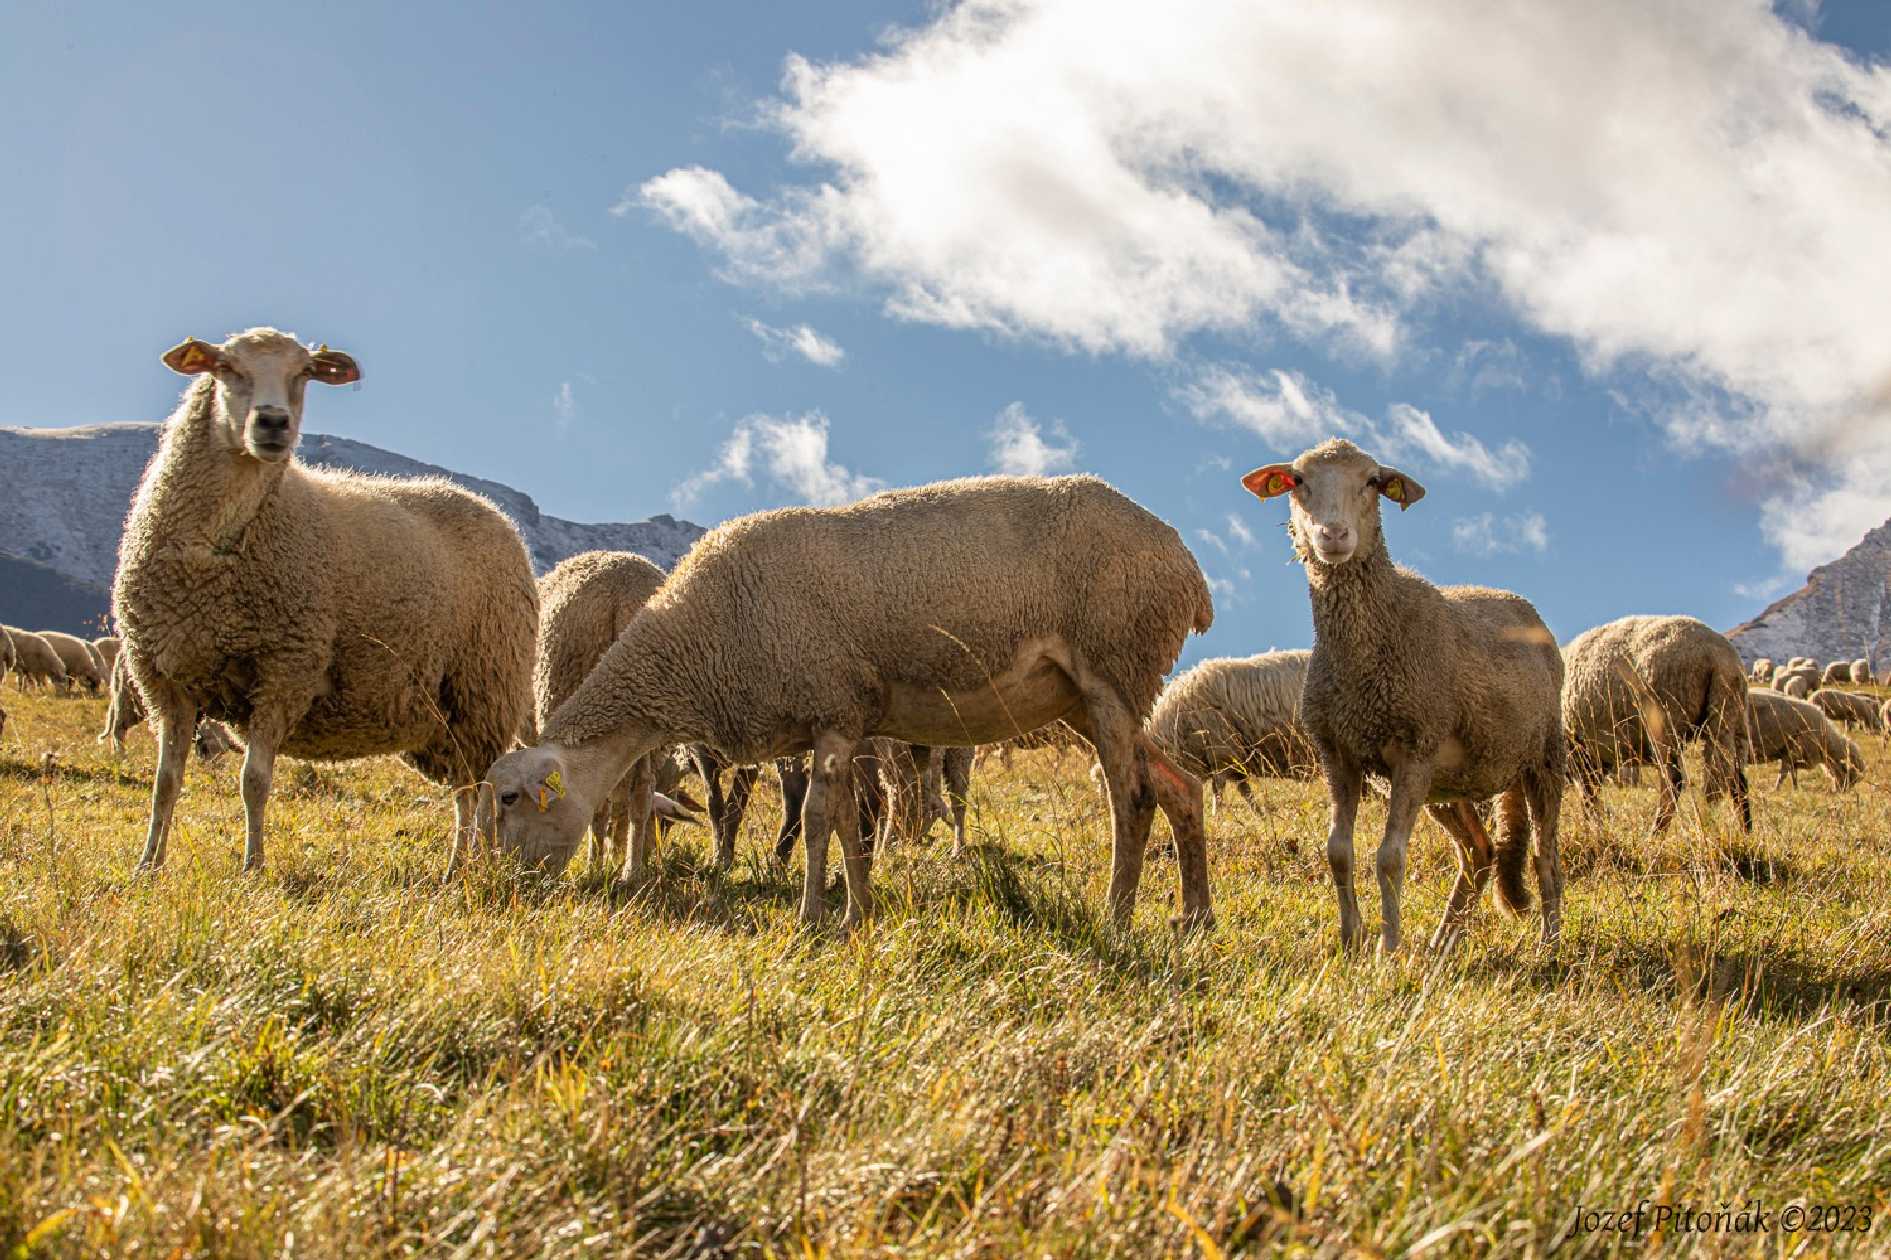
[1240,438,1425,566]
[481,746,588,874]
[162,328,360,464]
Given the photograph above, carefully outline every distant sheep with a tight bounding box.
[1562,615,1751,834]
[484,474,1216,932]
[1241,439,1565,952]
[114,328,538,875]
[1850,658,1873,686]
[1748,689,1862,790]
[0,627,13,684]
[39,631,105,695]
[5,627,68,692]
[1772,665,1819,693]
[1782,675,1811,700]
[92,636,120,672]
[1809,688,1883,733]
[1750,658,1774,684]
[1820,661,1851,687]
[1147,650,1318,811]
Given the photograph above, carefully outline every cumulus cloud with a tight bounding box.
[520,205,595,252]
[987,402,1080,476]
[638,0,1891,569]
[674,411,881,507]
[744,318,847,367]
[1452,511,1550,556]
[1184,364,1529,490]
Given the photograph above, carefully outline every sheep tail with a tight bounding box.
[1493,787,1532,915]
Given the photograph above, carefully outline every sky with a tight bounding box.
[4,0,1891,667]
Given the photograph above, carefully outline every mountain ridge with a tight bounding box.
[1726,519,1891,671]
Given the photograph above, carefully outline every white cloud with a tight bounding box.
[1452,511,1550,556]
[673,411,881,507]
[1452,339,1528,395]
[986,402,1079,476]
[552,381,576,425]
[1195,528,1229,556]
[520,205,595,252]
[638,0,1891,570]
[1733,572,1796,603]
[744,318,847,367]
[1184,364,1528,490]
[1225,513,1256,549]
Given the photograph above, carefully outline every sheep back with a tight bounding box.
[534,550,666,729]
[1149,649,1316,780]
[1562,615,1750,777]
[5,627,68,688]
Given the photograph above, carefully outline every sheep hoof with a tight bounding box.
[839,911,869,934]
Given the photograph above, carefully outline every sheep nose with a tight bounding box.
[1317,523,1352,546]
[252,408,290,433]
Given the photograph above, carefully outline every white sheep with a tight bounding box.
[39,631,105,695]
[1750,657,1774,684]
[114,328,537,875]
[1849,658,1873,686]
[1241,439,1566,953]
[1819,661,1851,687]
[1782,675,1811,700]
[483,474,1216,931]
[1748,689,1862,790]
[1808,687,1883,732]
[4,627,68,692]
[1147,650,1318,813]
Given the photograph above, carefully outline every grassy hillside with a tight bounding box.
[0,686,1886,1256]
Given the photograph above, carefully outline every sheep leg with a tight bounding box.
[718,764,758,869]
[135,688,199,871]
[1651,749,1684,834]
[1320,755,1366,950]
[238,734,279,873]
[619,753,656,880]
[825,737,873,930]
[1376,761,1433,954]
[774,755,807,862]
[1070,700,1158,927]
[1523,769,1564,944]
[1426,801,1494,952]
[942,746,972,852]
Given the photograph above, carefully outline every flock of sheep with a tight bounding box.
[5,327,1880,955]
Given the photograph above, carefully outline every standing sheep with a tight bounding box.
[1240,439,1565,952]
[1562,615,1751,834]
[1750,658,1774,684]
[1782,675,1811,700]
[1808,688,1884,732]
[92,636,121,672]
[483,474,1215,931]
[1850,658,1873,686]
[1147,650,1318,812]
[1747,689,1863,789]
[115,328,537,875]
[5,628,68,692]
[39,631,106,695]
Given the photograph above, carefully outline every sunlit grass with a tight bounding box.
[0,686,1886,1255]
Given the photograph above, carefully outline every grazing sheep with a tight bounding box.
[483,474,1215,931]
[1562,615,1751,834]
[92,636,121,672]
[39,631,106,695]
[1771,665,1818,692]
[1748,689,1862,790]
[1782,675,1811,700]
[1241,439,1565,952]
[0,626,13,684]
[115,328,537,875]
[1750,658,1774,684]
[1820,661,1850,687]
[1850,658,1873,686]
[1809,687,1884,732]
[1147,650,1318,812]
[5,627,68,692]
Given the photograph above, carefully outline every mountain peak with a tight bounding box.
[1727,523,1891,670]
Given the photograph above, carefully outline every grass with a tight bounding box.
[0,687,1887,1257]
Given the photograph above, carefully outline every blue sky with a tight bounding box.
[5,0,1890,667]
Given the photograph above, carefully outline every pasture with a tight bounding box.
[0,687,1886,1256]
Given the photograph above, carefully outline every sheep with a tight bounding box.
[773,741,977,860]
[1747,689,1863,790]
[1820,661,1850,687]
[92,636,121,672]
[1240,439,1565,952]
[1782,675,1811,700]
[1147,650,1319,814]
[1772,665,1818,693]
[1850,658,1873,686]
[482,473,1216,931]
[39,631,106,695]
[114,328,537,875]
[1750,658,1774,684]
[1808,687,1884,732]
[0,626,13,684]
[5,627,68,692]
[1562,615,1751,834]
[99,646,238,762]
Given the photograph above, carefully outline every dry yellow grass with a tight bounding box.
[0,686,1886,1256]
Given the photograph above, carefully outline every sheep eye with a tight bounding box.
[499,790,521,807]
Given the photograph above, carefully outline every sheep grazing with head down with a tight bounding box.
[1849,658,1873,686]
[114,328,537,875]
[1747,689,1862,790]
[484,474,1216,931]
[1782,674,1811,700]
[1562,615,1752,833]
[1241,439,1565,953]
[39,631,106,696]
[1819,661,1850,687]
[1808,687,1884,733]
[5,628,68,692]
[1147,649,1318,813]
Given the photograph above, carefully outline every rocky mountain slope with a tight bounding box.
[1727,520,1891,671]
[0,423,704,634]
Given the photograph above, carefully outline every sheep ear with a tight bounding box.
[162,338,225,376]
[530,767,567,813]
[1373,466,1426,510]
[308,346,360,386]
[1240,464,1300,500]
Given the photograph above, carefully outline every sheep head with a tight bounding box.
[162,328,359,464]
[480,744,596,875]
[1240,437,1424,567]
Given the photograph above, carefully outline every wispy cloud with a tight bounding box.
[1183,363,1529,490]
[520,205,595,252]
[987,402,1079,477]
[744,318,846,367]
[1452,511,1550,556]
[552,381,576,426]
[638,0,1891,571]
[674,411,881,508]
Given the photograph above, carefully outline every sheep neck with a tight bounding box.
[1302,530,1403,663]
[541,608,704,751]
[147,387,290,554]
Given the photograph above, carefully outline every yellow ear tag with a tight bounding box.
[1382,477,1408,508]
[546,770,564,797]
